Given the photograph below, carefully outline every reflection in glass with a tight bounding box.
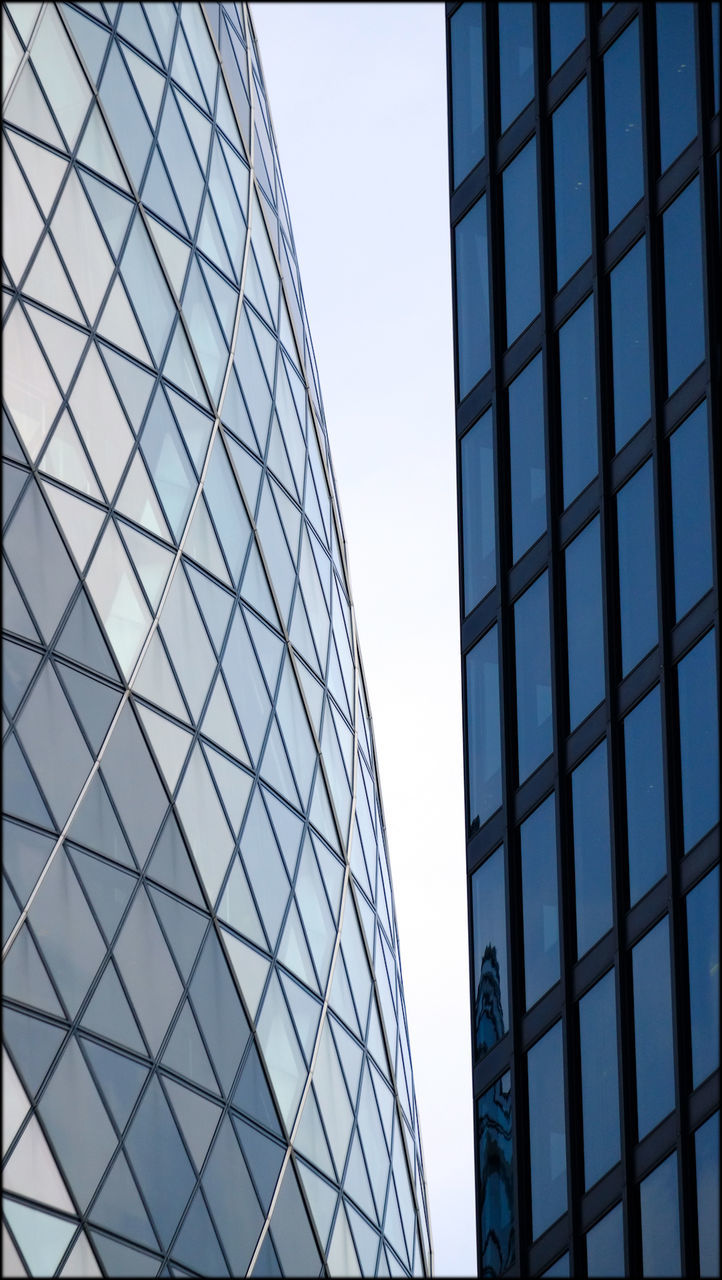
[498,3,534,132]
[633,917,675,1139]
[559,295,597,509]
[566,516,604,729]
[549,3,585,74]
[695,1113,720,1278]
[617,460,658,675]
[587,1203,624,1277]
[456,195,491,399]
[478,1072,515,1277]
[686,866,720,1087]
[461,409,496,614]
[528,1022,567,1239]
[508,353,545,562]
[678,631,719,852]
[663,179,705,395]
[503,139,540,346]
[624,686,666,905]
[610,238,651,449]
[670,403,713,621]
[521,795,559,1009]
[656,2,697,172]
[603,19,643,230]
[572,741,613,957]
[466,627,501,833]
[552,79,591,288]
[515,573,552,783]
[450,3,485,188]
[640,1153,681,1277]
[580,970,620,1189]
[472,847,509,1057]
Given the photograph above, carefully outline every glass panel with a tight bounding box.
[465,626,502,833]
[587,1204,624,1277]
[527,1022,567,1239]
[579,970,620,1189]
[559,297,597,510]
[461,408,495,614]
[633,917,675,1139]
[125,1074,196,1249]
[541,1255,568,1278]
[572,741,613,957]
[508,353,545,562]
[695,1113,720,1279]
[514,572,552,783]
[477,1072,514,1276]
[455,195,490,399]
[624,685,666,905]
[617,459,658,675]
[678,630,719,852]
[657,2,697,172]
[38,1036,117,1211]
[549,4,585,74]
[86,523,151,677]
[552,78,591,288]
[686,865,719,1087]
[603,19,644,230]
[471,846,509,1055]
[663,178,705,395]
[670,403,713,620]
[450,3,485,188]
[565,516,604,729]
[498,2,534,132]
[503,137,540,345]
[640,1153,681,1277]
[610,238,651,449]
[713,3,721,112]
[520,794,559,1009]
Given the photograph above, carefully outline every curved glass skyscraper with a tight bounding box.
[2,4,432,1275]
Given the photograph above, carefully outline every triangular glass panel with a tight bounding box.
[62,4,111,83]
[177,91,212,172]
[41,482,104,574]
[146,810,204,907]
[263,788,304,879]
[310,767,340,853]
[137,704,192,794]
[25,307,86,400]
[80,172,134,259]
[327,1202,361,1278]
[163,317,209,406]
[232,1114,284,1213]
[2,1005,65,1098]
[293,1085,335,1181]
[56,661,121,754]
[4,1199,75,1278]
[331,1019,364,1109]
[221,929,270,1021]
[141,146,187,236]
[100,345,156,436]
[3,409,28,465]
[77,103,129,191]
[3,1113,74,1214]
[89,1231,161,1279]
[184,499,232,586]
[67,772,134,868]
[148,215,191,301]
[344,1129,378,1224]
[231,1042,282,1138]
[199,256,238,344]
[89,1150,158,1249]
[116,2,160,66]
[132,631,188,722]
[296,1158,338,1252]
[329,953,362,1040]
[123,46,165,131]
[67,845,134,944]
[255,971,305,1130]
[5,62,65,151]
[118,522,173,611]
[221,368,258,455]
[225,434,262,514]
[289,593,322,676]
[161,1000,218,1093]
[9,132,67,220]
[243,248,274,328]
[266,413,297,499]
[97,275,152,366]
[39,412,102,500]
[248,308,278,387]
[216,853,266,950]
[347,1201,382,1275]
[240,538,280,628]
[239,793,291,950]
[170,28,206,108]
[2,640,41,720]
[2,732,54,828]
[164,1080,221,1172]
[277,901,317,994]
[204,742,253,833]
[146,886,207,983]
[82,961,147,1054]
[171,1188,229,1277]
[166,387,213,474]
[143,1,175,67]
[116,453,172,540]
[185,566,234,654]
[278,971,322,1067]
[197,189,235,280]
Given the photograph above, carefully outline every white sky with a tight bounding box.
[250,5,476,1274]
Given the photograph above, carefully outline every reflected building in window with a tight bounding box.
[448,2,719,1275]
[1,4,432,1276]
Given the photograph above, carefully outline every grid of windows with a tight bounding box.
[448,3,719,1275]
[1,4,432,1276]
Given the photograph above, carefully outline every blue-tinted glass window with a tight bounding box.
[695,1113,720,1279]
[503,138,541,346]
[559,296,597,508]
[498,2,534,133]
[657,3,698,172]
[456,196,491,400]
[478,1072,515,1276]
[572,740,613,958]
[687,866,720,1087]
[678,630,719,852]
[603,19,644,230]
[663,178,705,395]
[472,846,509,1056]
[587,1204,624,1278]
[528,1022,567,1239]
[580,970,621,1189]
[670,403,713,621]
[552,79,591,289]
[515,572,553,783]
[541,1254,569,1278]
[713,4,720,112]
[617,460,658,675]
[624,686,666,905]
[610,238,651,449]
[565,516,604,729]
[633,917,675,1139]
[461,409,496,614]
[508,353,546,561]
[450,4,486,188]
[549,4,585,75]
[521,795,559,1009]
[640,1154,681,1277]
[466,626,501,833]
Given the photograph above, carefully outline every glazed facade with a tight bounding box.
[1,3,432,1276]
[447,3,719,1276]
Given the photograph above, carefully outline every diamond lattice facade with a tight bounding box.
[1,4,432,1275]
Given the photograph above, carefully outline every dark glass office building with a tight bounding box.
[447,3,719,1275]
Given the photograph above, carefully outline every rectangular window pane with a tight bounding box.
[657,2,698,172]
[678,630,719,852]
[572,740,613,957]
[552,78,591,289]
[695,1113,720,1278]
[617,459,658,675]
[455,195,491,399]
[610,237,651,449]
[633,917,675,1139]
[559,295,597,508]
[498,2,534,133]
[450,3,485,188]
[521,794,559,1009]
[466,626,501,833]
[587,1204,624,1277]
[687,866,720,1087]
[478,1072,515,1275]
[503,138,540,346]
[624,686,666,905]
[670,402,713,621]
[640,1154,681,1277]
[603,19,643,230]
[528,1022,567,1239]
[580,970,621,1189]
[565,516,604,729]
[549,3,585,75]
[515,572,553,783]
[472,846,509,1056]
[663,178,705,395]
[509,352,546,561]
[461,409,496,614]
